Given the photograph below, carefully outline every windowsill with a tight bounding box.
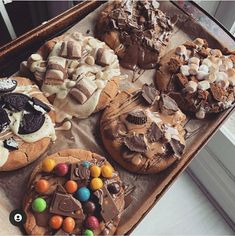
[220,112,235,145]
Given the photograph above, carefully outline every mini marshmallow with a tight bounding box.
[199,64,209,73]
[198,80,210,90]
[197,71,208,81]
[219,63,228,72]
[180,65,190,76]
[228,76,235,86]
[96,71,103,80]
[188,57,200,65]
[217,79,230,89]
[31,54,42,61]
[189,64,199,75]
[185,81,198,93]
[95,79,106,89]
[193,38,205,47]
[210,49,222,57]
[175,45,187,56]
[216,71,228,82]
[196,107,206,119]
[66,80,76,88]
[209,56,222,66]
[222,58,233,69]
[202,58,212,67]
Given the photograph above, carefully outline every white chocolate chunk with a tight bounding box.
[180,65,190,76]
[95,79,106,89]
[188,57,200,65]
[198,80,210,90]
[199,64,209,73]
[189,64,199,75]
[185,81,198,93]
[85,56,95,66]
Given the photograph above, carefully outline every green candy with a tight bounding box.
[84,229,94,236]
[32,197,47,213]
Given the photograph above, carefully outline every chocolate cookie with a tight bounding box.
[20,32,121,122]
[95,0,177,70]
[0,77,56,171]
[100,84,186,174]
[155,38,235,119]
[23,149,125,236]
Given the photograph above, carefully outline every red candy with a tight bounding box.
[86,216,99,230]
[55,163,69,176]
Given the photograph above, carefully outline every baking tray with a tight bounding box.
[0,1,234,235]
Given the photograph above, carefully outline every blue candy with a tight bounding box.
[75,187,90,202]
[82,161,91,168]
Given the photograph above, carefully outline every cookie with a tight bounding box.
[0,77,56,171]
[23,149,125,236]
[100,84,186,174]
[155,38,235,119]
[95,0,177,70]
[20,32,121,122]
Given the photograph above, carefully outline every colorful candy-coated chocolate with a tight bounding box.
[32,197,47,213]
[84,229,94,236]
[83,201,96,215]
[55,163,69,177]
[35,179,49,193]
[82,161,91,168]
[86,216,99,230]
[62,217,75,233]
[42,159,56,172]
[75,187,90,202]
[49,215,63,230]
[65,180,78,193]
[90,165,101,178]
[101,164,113,178]
[90,178,103,191]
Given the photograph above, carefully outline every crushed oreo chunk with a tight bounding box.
[160,94,179,114]
[126,110,147,125]
[0,108,10,132]
[142,84,160,105]
[3,137,18,150]
[28,97,51,114]
[169,138,185,159]
[124,134,147,153]
[0,78,17,93]
[147,122,162,143]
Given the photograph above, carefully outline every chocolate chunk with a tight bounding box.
[124,134,147,153]
[147,122,162,143]
[30,97,51,113]
[83,201,96,215]
[0,78,17,93]
[3,137,18,150]
[107,183,121,194]
[18,112,45,134]
[210,83,226,102]
[126,110,147,125]
[2,93,30,111]
[50,185,85,221]
[94,186,119,223]
[169,138,185,159]
[70,163,90,181]
[161,94,178,113]
[142,84,160,105]
[0,108,10,132]
[175,73,188,88]
[168,57,181,73]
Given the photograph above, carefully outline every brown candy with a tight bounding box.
[175,73,188,88]
[83,201,96,215]
[160,94,179,114]
[141,84,160,105]
[60,41,82,59]
[147,123,162,143]
[107,183,121,194]
[126,110,147,125]
[124,134,147,153]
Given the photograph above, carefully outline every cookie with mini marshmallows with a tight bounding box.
[100,84,186,174]
[0,77,56,171]
[23,149,125,236]
[95,0,177,70]
[155,38,235,119]
[20,32,121,122]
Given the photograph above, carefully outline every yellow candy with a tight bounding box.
[101,165,113,178]
[90,165,101,178]
[90,178,103,191]
[42,159,56,173]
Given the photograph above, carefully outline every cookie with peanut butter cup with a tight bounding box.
[155,38,235,119]
[100,84,186,174]
[20,32,121,122]
[23,149,125,236]
[95,0,177,70]
[0,77,56,171]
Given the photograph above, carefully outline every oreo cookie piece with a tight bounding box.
[0,108,10,132]
[126,110,147,125]
[0,78,17,93]
[28,97,51,114]
[3,137,18,150]
[2,93,30,112]
[18,112,45,134]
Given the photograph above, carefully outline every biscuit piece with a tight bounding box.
[20,32,121,122]
[155,38,235,118]
[23,149,125,236]
[0,77,56,171]
[100,84,186,174]
[95,0,177,70]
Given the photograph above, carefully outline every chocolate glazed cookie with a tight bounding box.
[95,0,177,70]
[155,38,235,119]
[100,84,186,174]
[0,77,56,171]
[20,32,121,122]
[23,149,125,236]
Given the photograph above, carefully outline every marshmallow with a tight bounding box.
[198,80,210,90]
[202,58,212,67]
[27,53,43,72]
[209,56,222,66]
[228,76,235,86]
[31,54,42,61]
[216,71,228,82]
[219,63,228,72]
[66,80,76,88]
[193,38,205,47]
[180,65,190,76]
[95,80,106,89]
[222,58,233,69]
[217,79,230,89]
[96,71,103,80]
[227,68,235,86]
[185,81,198,93]
[196,107,206,119]
[210,49,222,57]
[188,57,200,65]
[199,64,209,73]
[189,64,199,75]
[197,71,208,81]
[175,45,187,56]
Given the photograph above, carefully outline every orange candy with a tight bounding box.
[49,215,63,230]
[65,180,78,193]
[62,217,75,233]
[35,179,49,193]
